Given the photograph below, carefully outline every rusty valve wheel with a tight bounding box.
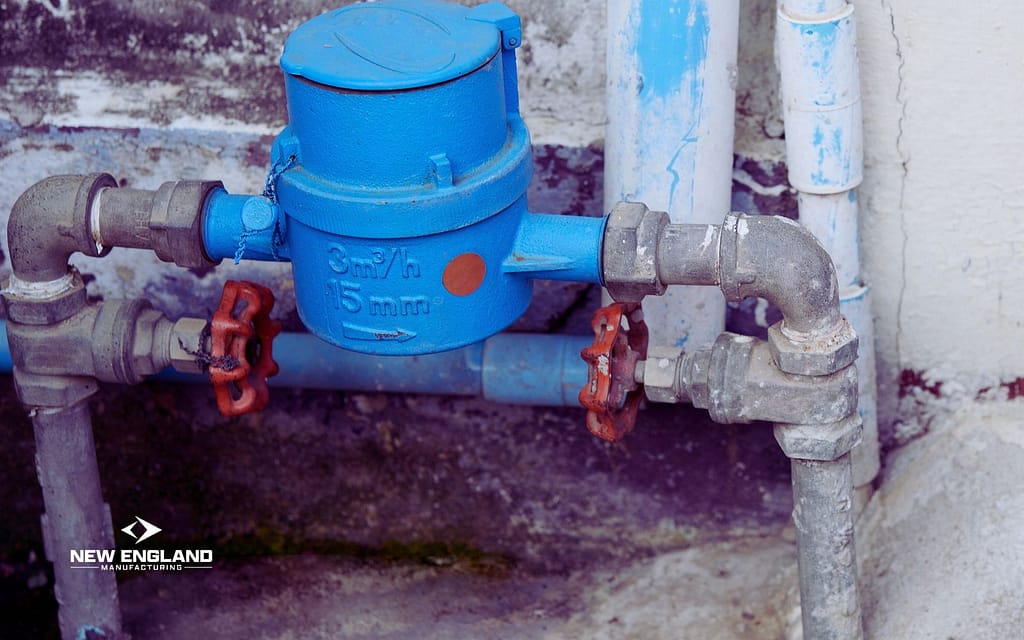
[579,302,649,442]
[210,280,282,416]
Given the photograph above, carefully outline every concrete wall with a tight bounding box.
[2,0,1022,429]
[854,1,1024,425]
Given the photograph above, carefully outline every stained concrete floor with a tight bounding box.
[0,377,795,639]
[2,376,1022,639]
[111,398,1024,640]
[2,380,1024,634]
[118,536,799,639]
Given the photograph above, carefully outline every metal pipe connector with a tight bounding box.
[641,333,858,425]
[716,213,841,338]
[602,202,857,375]
[91,179,222,268]
[7,174,220,285]
[6,299,209,385]
[603,203,845,336]
[7,174,115,282]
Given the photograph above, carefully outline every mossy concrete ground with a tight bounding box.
[0,376,794,639]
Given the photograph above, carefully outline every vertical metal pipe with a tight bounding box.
[790,453,864,640]
[33,400,123,640]
[605,0,739,350]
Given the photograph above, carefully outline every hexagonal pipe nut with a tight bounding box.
[602,202,668,302]
[169,317,210,375]
[767,317,858,376]
[2,272,88,325]
[773,416,863,461]
[642,346,685,404]
[13,371,99,408]
[149,180,223,268]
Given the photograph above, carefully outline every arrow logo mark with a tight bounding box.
[342,323,416,343]
[121,516,162,544]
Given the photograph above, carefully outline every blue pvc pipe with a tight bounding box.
[0,322,589,408]
[503,212,606,284]
[0,323,11,372]
[482,333,591,406]
[204,189,288,263]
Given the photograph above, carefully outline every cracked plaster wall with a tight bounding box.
[855,1,1024,424]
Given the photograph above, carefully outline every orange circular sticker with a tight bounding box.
[442,253,486,296]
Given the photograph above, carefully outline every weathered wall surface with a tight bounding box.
[855,1,1024,428]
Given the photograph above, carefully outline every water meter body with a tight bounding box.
[203,0,604,356]
[278,0,534,355]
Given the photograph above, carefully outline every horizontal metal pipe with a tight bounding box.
[91,186,158,251]
[656,223,721,286]
[0,322,591,408]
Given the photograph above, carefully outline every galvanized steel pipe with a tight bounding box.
[790,454,864,640]
[32,400,123,640]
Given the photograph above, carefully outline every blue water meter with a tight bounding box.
[203,0,605,355]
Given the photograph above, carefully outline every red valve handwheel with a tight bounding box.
[579,302,649,442]
[210,280,281,416]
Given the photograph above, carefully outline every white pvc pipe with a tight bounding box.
[605,0,740,351]
[782,0,847,21]
[777,0,880,489]
[797,191,860,288]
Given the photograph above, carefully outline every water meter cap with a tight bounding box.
[281,0,502,91]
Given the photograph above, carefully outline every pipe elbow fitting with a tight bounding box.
[718,213,841,336]
[718,214,856,375]
[7,174,114,283]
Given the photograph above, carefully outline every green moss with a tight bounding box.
[208,527,513,576]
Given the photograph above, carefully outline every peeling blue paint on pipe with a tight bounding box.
[637,0,709,102]
[637,0,710,216]
[777,5,862,194]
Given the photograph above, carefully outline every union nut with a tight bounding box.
[149,180,223,269]
[602,202,668,303]
[773,415,863,462]
[767,316,858,377]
